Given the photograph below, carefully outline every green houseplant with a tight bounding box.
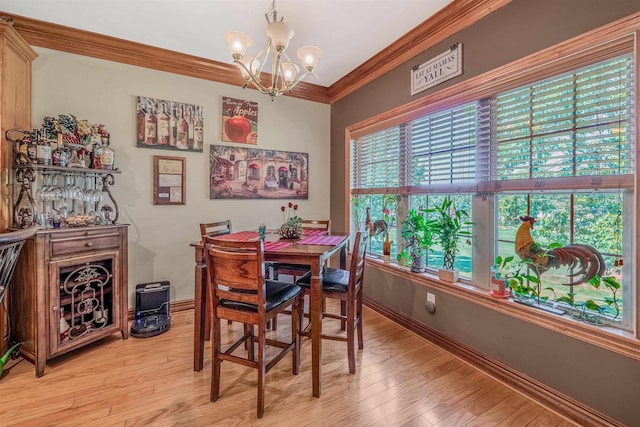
[396,209,436,272]
[428,196,472,282]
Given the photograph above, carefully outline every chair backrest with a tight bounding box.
[200,220,232,239]
[203,236,266,315]
[0,224,38,304]
[349,231,368,294]
[302,219,331,232]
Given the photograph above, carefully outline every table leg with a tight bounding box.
[340,244,347,330]
[194,261,207,371]
[310,264,322,397]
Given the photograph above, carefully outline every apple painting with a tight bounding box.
[221,97,258,145]
[224,115,252,143]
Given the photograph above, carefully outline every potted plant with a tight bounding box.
[396,209,436,272]
[428,196,472,282]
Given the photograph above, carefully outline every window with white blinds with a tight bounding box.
[351,102,477,195]
[351,126,401,191]
[349,28,638,338]
[410,104,477,186]
[491,54,635,182]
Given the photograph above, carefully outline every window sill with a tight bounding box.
[365,256,640,361]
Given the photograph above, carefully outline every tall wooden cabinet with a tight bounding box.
[0,20,37,356]
[11,224,128,377]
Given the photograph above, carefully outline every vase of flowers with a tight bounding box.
[278,202,303,239]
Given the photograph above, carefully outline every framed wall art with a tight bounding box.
[153,155,186,205]
[221,97,258,144]
[210,145,308,199]
[136,95,203,152]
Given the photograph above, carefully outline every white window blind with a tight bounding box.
[409,103,477,186]
[492,55,635,181]
[352,126,401,191]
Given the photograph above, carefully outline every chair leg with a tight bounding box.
[292,295,302,375]
[357,290,364,350]
[340,300,347,330]
[205,285,213,340]
[346,298,356,374]
[247,324,255,361]
[257,323,267,418]
[210,315,222,402]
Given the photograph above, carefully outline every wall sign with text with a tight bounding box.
[411,43,463,96]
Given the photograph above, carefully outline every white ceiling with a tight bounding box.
[0,0,452,87]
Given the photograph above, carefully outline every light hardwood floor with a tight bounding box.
[0,306,576,426]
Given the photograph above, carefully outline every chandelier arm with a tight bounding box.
[234,59,270,94]
[281,72,308,93]
[254,40,271,76]
[276,49,295,92]
[271,49,284,93]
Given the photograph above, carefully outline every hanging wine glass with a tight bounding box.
[50,174,64,204]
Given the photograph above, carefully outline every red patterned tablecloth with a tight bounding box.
[301,235,348,245]
[263,241,292,251]
[210,229,339,248]
[303,229,328,237]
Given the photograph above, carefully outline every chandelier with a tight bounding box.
[224,0,322,98]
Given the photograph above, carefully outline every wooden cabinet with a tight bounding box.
[0,19,37,356]
[10,225,128,377]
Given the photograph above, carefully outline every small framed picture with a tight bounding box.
[153,155,186,205]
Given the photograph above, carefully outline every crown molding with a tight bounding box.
[327,0,511,103]
[1,0,509,105]
[0,20,37,60]
[1,12,330,104]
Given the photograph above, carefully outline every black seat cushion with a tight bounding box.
[296,267,349,293]
[220,280,302,312]
[271,262,310,272]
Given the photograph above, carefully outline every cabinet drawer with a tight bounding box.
[50,231,120,257]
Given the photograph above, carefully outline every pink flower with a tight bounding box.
[281,206,285,212]
[294,204,298,210]
[288,202,293,208]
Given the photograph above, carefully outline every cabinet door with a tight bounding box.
[48,250,121,356]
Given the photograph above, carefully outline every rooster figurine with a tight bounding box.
[515,216,605,285]
[365,207,388,237]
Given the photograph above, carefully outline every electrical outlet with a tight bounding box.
[427,293,436,305]
[425,292,436,314]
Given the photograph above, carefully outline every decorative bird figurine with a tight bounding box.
[364,207,388,237]
[515,216,605,285]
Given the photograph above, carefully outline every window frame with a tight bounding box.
[344,19,640,358]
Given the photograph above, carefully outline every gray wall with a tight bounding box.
[330,0,640,424]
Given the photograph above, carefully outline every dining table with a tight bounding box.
[190,228,350,398]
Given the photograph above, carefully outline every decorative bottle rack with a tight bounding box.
[57,259,114,345]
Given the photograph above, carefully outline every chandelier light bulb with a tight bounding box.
[297,45,322,71]
[281,63,300,83]
[266,21,294,51]
[224,31,252,59]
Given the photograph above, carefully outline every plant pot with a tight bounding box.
[410,253,426,273]
[490,277,510,298]
[438,268,458,282]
